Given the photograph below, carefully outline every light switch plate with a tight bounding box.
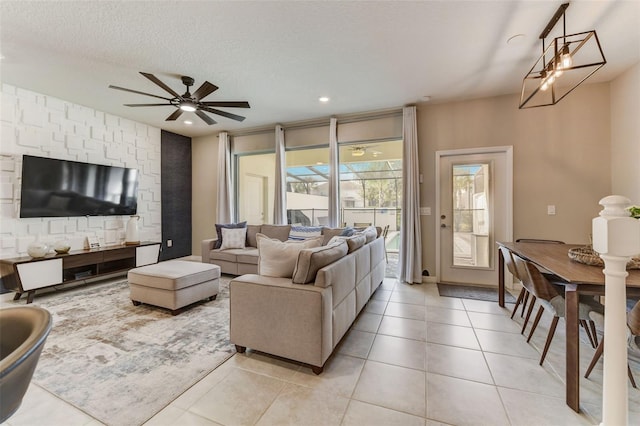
[420,207,431,216]
[547,205,556,215]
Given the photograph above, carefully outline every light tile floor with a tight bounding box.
[4,278,640,425]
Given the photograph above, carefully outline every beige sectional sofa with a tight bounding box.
[229,228,386,374]
[201,224,352,275]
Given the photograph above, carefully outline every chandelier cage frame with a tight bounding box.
[519,3,606,109]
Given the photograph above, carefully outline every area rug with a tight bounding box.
[437,282,516,303]
[13,277,235,426]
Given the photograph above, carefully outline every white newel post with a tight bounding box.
[592,195,640,426]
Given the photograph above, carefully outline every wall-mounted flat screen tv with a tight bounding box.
[19,155,139,218]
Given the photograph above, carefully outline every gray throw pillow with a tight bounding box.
[214,221,247,249]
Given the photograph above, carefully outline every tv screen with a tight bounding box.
[19,155,139,218]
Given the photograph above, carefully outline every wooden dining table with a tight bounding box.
[497,241,640,412]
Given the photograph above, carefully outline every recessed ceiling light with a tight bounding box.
[183,120,193,125]
[319,96,330,103]
[422,95,432,102]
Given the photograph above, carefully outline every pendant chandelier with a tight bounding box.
[519,2,606,109]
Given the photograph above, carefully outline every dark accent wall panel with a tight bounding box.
[160,130,192,261]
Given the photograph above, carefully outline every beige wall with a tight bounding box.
[191,134,219,255]
[417,83,612,275]
[192,78,637,271]
[611,62,640,203]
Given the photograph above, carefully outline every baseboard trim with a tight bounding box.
[422,276,437,284]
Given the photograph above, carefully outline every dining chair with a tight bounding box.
[514,257,603,365]
[584,300,640,388]
[499,246,526,320]
[512,239,566,319]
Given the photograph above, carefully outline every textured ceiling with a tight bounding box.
[1,1,638,138]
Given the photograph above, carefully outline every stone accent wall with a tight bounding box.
[0,83,161,258]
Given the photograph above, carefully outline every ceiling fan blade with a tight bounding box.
[200,101,250,108]
[192,81,219,101]
[140,72,180,98]
[196,110,217,125]
[109,85,172,101]
[165,109,184,121]
[123,103,171,107]
[200,106,246,122]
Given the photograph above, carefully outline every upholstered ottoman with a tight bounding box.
[128,260,220,315]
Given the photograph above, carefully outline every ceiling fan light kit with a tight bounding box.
[109,72,250,125]
[519,2,606,109]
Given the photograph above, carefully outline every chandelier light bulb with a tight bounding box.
[540,80,549,91]
[560,45,572,69]
[547,72,555,85]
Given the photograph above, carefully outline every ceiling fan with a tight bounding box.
[109,72,250,125]
[348,145,379,157]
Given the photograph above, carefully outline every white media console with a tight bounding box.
[0,242,161,303]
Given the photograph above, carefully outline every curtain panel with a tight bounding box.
[328,117,340,227]
[273,125,287,224]
[400,106,423,283]
[216,132,233,223]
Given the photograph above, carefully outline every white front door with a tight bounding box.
[436,148,512,286]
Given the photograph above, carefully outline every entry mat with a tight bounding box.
[437,282,516,303]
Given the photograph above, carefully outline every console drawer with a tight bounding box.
[103,247,136,262]
[64,252,103,268]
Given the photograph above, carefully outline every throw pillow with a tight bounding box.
[219,227,247,250]
[328,234,366,253]
[292,241,348,284]
[321,227,344,245]
[289,225,323,241]
[214,221,247,249]
[257,233,323,278]
[362,226,378,244]
[340,227,355,237]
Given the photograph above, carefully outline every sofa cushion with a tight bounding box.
[321,227,342,245]
[257,233,323,278]
[246,225,262,248]
[361,226,378,244]
[209,249,240,263]
[214,221,247,249]
[329,233,366,253]
[292,241,348,284]
[289,225,322,241]
[220,227,247,250]
[236,248,259,264]
[260,224,292,242]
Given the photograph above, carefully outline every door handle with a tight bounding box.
[441,223,447,228]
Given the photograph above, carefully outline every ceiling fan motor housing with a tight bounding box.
[181,76,195,87]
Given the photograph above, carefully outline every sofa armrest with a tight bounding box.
[230,274,333,368]
[201,238,218,263]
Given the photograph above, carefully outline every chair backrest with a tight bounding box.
[499,246,520,281]
[516,238,565,244]
[513,256,560,301]
[628,300,640,336]
[382,225,390,239]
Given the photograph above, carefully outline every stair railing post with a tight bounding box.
[592,195,640,426]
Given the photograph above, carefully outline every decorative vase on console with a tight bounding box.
[27,241,49,258]
[54,239,71,254]
[125,215,140,245]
